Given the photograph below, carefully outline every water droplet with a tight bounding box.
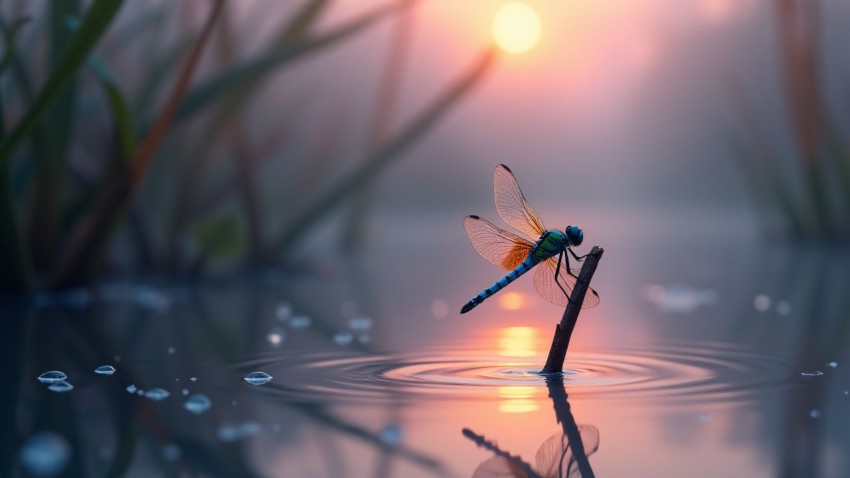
[266,326,285,347]
[161,444,181,462]
[144,388,170,401]
[276,302,293,320]
[167,347,176,355]
[347,316,373,331]
[181,389,189,396]
[126,384,137,393]
[379,424,403,446]
[844,390,849,396]
[47,381,74,393]
[18,432,70,477]
[243,371,273,385]
[775,300,791,315]
[289,314,312,329]
[183,394,212,415]
[37,371,67,384]
[190,377,198,382]
[810,409,821,419]
[754,294,771,312]
[217,422,261,442]
[94,365,115,375]
[801,371,824,377]
[333,332,353,345]
[430,299,448,319]
[827,361,838,369]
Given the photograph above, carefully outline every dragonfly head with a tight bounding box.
[565,225,584,246]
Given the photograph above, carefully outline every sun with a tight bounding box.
[492,2,541,54]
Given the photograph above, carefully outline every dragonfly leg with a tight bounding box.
[554,250,570,299]
[568,248,586,262]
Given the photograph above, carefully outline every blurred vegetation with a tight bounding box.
[0,0,491,293]
[731,0,850,242]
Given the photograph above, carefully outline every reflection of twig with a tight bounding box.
[542,246,604,374]
[545,375,596,478]
[462,428,542,478]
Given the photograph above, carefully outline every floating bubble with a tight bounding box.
[181,389,189,396]
[243,371,273,385]
[379,424,403,446]
[161,444,181,462]
[801,371,824,377]
[333,332,353,346]
[827,361,838,369]
[190,377,198,382]
[183,394,212,415]
[18,432,70,477]
[94,365,115,375]
[289,315,312,329]
[37,371,67,384]
[754,294,771,312]
[126,384,137,394]
[144,388,170,401]
[643,285,717,313]
[430,299,448,319]
[217,422,261,442]
[810,409,821,419]
[266,326,285,348]
[347,316,373,331]
[167,347,176,355]
[775,300,791,315]
[47,382,73,393]
[276,302,293,320]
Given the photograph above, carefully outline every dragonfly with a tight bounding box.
[460,164,600,314]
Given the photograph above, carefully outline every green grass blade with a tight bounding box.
[88,56,136,160]
[175,0,418,122]
[0,0,125,165]
[275,50,495,253]
[0,93,31,291]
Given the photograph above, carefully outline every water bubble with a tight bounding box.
[144,388,170,401]
[190,377,198,382]
[37,371,67,384]
[276,302,293,320]
[161,444,181,462]
[827,361,838,369]
[181,389,189,396]
[333,332,353,345]
[347,316,373,331]
[167,347,176,355]
[289,315,312,329]
[217,422,261,442]
[94,365,115,375]
[379,424,403,446]
[18,432,70,477]
[844,390,849,396]
[430,299,448,319]
[183,394,212,415]
[126,384,137,394]
[754,294,771,312]
[243,371,273,385]
[801,371,824,377]
[47,382,74,393]
[775,300,792,315]
[810,409,821,419]
[266,326,285,348]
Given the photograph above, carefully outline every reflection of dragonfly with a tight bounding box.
[461,165,600,314]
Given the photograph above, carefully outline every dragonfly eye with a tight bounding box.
[566,226,583,245]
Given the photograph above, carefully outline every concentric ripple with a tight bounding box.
[214,341,795,405]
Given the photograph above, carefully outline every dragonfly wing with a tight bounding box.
[534,426,600,478]
[494,164,547,239]
[532,257,600,309]
[464,216,534,270]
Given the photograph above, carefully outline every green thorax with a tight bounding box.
[532,230,567,261]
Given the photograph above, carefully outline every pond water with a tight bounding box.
[2,209,849,477]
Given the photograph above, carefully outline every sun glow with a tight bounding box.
[498,326,538,357]
[492,2,541,54]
